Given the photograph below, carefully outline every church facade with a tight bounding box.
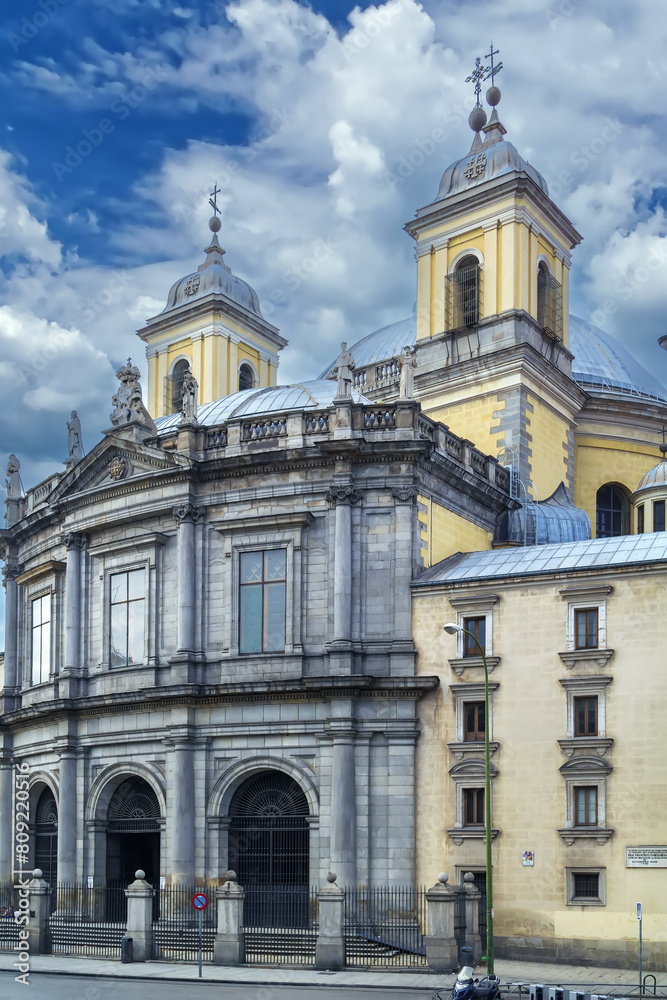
[2,63,667,966]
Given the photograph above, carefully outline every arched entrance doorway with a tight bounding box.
[228,771,310,926]
[34,788,58,887]
[106,777,160,919]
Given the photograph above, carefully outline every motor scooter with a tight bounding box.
[432,965,502,1000]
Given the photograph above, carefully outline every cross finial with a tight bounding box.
[209,183,221,216]
[484,43,503,84]
[465,56,487,108]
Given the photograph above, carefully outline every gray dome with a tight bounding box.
[156,379,371,432]
[322,314,667,404]
[635,459,667,493]
[495,483,591,545]
[435,138,549,201]
[163,234,262,317]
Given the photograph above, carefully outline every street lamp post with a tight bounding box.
[443,622,494,973]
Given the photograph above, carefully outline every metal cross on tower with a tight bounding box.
[484,43,503,83]
[465,56,487,107]
[209,183,221,216]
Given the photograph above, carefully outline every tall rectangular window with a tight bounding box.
[464,788,484,826]
[464,702,485,741]
[31,594,51,685]
[110,569,145,667]
[239,549,287,654]
[574,696,598,736]
[637,504,645,533]
[575,786,598,826]
[654,500,665,532]
[574,608,598,649]
[462,616,486,657]
[537,266,563,338]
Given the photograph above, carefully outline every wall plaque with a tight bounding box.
[626,846,667,868]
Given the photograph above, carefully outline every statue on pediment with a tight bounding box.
[66,410,85,466]
[333,342,355,399]
[399,345,416,399]
[180,370,199,426]
[5,455,22,499]
[110,359,157,433]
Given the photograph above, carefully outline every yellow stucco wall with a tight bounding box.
[418,496,493,566]
[525,392,572,498]
[413,572,667,959]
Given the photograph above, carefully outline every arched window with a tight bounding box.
[596,484,630,538]
[446,254,481,330]
[34,787,58,889]
[168,359,190,414]
[537,260,563,338]
[239,363,255,391]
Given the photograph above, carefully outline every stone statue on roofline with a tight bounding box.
[109,359,157,434]
[180,370,199,426]
[5,455,22,499]
[333,341,355,399]
[65,410,85,468]
[399,345,416,399]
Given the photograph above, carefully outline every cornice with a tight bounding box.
[448,655,500,677]
[558,827,614,846]
[558,649,615,670]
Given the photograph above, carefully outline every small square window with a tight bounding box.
[464,787,485,825]
[567,867,605,905]
[654,500,665,533]
[462,616,486,657]
[574,696,598,736]
[574,785,598,826]
[574,872,598,897]
[574,608,598,649]
[463,701,485,741]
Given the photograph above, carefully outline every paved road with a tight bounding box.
[1,971,437,999]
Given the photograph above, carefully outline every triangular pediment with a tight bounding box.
[50,434,184,504]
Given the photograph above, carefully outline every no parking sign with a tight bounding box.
[192,892,208,910]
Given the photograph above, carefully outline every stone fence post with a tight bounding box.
[27,869,51,955]
[213,869,245,965]
[463,871,482,964]
[315,872,345,970]
[425,872,457,972]
[125,869,154,962]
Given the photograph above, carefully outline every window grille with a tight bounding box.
[537,268,563,338]
[572,872,599,898]
[446,263,482,330]
[107,777,160,832]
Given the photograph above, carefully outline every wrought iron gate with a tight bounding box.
[153,885,217,962]
[243,886,318,965]
[344,886,427,967]
[48,884,125,957]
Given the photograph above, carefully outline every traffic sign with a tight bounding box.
[637,901,642,920]
[192,893,208,910]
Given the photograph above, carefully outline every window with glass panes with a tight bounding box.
[464,702,485,741]
[595,484,629,537]
[464,788,484,825]
[575,786,597,826]
[31,594,51,685]
[462,616,486,657]
[110,569,145,667]
[637,504,645,533]
[654,499,665,532]
[574,608,598,649]
[239,549,287,654]
[574,696,598,736]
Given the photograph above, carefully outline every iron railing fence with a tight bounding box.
[478,891,486,949]
[153,885,218,963]
[344,885,428,968]
[243,885,318,966]
[48,883,125,958]
[0,883,20,951]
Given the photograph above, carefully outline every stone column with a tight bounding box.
[391,487,417,639]
[0,755,13,884]
[27,870,51,955]
[170,736,195,886]
[125,870,154,962]
[315,873,345,970]
[213,870,245,965]
[173,504,204,654]
[463,871,482,963]
[425,873,458,973]
[56,747,78,884]
[62,533,88,673]
[2,561,21,696]
[326,486,361,644]
[329,728,356,888]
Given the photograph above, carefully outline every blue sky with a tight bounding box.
[1,0,667,510]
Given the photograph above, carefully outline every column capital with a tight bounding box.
[173,503,206,523]
[326,485,362,507]
[61,532,89,551]
[2,560,22,583]
[391,486,418,505]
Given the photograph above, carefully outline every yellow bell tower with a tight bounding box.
[405,52,584,499]
[138,211,287,419]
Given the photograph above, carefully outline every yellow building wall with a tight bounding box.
[413,573,667,962]
[423,393,505,466]
[525,392,572,497]
[418,496,493,567]
[574,434,662,536]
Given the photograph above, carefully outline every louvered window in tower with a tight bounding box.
[537,263,563,338]
[446,256,482,331]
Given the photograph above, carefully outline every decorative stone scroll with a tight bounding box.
[391,486,418,504]
[173,503,206,523]
[61,532,89,551]
[1,561,22,584]
[326,485,363,507]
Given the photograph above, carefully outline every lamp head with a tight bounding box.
[443,623,461,635]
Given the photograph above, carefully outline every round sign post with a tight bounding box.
[192,893,208,977]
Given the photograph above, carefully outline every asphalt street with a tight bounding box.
[1,971,436,999]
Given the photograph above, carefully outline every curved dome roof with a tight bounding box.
[156,379,371,432]
[635,457,667,493]
[435,138,549,202]
[163,234,262,317]
[321,314,667,403]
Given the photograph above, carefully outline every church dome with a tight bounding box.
[156,379,371,432]
[435,138,549,202]
[163,233,262,317]
[635,457,667,493]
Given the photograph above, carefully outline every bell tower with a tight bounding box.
[405,48,585,499]
[138,196,287,419]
